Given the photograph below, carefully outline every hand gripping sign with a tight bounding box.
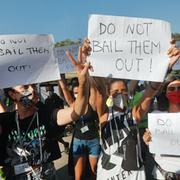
[149,113,180,156]
[172,41,180,70]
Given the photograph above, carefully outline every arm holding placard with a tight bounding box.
[83,38,180,127]
[58,74,75,107]
[58,76,65,100]
[132,39,180,126]
[82,38,112,127]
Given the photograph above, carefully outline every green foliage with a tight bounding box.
[172,33,180,41]
[55,38,82,47]
[167,70,180,78]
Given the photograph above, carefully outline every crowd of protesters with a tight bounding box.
[0,37,180,180]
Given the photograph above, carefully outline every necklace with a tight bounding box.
[15,108,43,179]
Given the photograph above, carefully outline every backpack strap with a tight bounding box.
[155,160,180,180]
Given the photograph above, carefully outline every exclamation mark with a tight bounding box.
[150,58,152,72]
[29,65,32,74]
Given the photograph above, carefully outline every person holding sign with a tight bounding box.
[0,47,91,180]
[143,74,180,180]
[82,38,180,180]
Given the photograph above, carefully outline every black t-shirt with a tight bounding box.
[35,101,46,109]
[0,108,61,167]
[74,104,99,140]
[45,93,64,110]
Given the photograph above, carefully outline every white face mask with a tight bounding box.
[47,91,53,97]
[74,94,78,99]
[112,94,127,109]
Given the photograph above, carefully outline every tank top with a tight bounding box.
[97,106,145,180]
[74,103,99,140]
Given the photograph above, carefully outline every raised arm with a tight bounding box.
[128,80,139,97]
[58,74,75,107]
[133,39,180,126]
[57,47,90,125]
[82,38,108,126]
[88,77,97,111]
[58,76,65,100]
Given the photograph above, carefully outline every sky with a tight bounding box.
[0,0,179,44]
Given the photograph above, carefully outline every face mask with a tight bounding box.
[47,91,53,97]
[74,94,78,99]
[19,88,39,107]
[167,91,180,105]
[112,94,128,109]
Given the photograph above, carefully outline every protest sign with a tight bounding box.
[148,113,180,155]
[0,34,60,89]
[88,14,171,82]
[172,41,180,70]
[55,43,83,74]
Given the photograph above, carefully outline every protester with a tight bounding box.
[71,77,78,85]
[45,85,64,110]
[82,37,180,180]
[2,97,17,112]
[58,74,100,180]
[143,74,180,180]
[0,47,91,180]
[45,84,70,154]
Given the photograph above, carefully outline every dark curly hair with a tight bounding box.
[3,88,16,102]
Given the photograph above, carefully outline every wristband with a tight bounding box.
[149,82,160,91]
[167,68,172,74]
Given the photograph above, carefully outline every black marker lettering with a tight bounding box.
[125,59,133,72]
[136,58,143,71]
[116,59,124,71]
[0,39,5,44]
[136,24,144,35]
[0,49,4,56]
[8,66,15,72]
[151,41,161,54]
[143,40,150,54]
[126,24,135,34]
[100,23,116,35]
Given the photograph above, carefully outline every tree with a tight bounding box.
[172,33,180,41]
[55,38,82,47]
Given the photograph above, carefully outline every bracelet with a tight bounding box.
[149,82,160,91]
[167,68,172,74]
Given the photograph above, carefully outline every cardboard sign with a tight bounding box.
[88,14,171,82]
[172,41,180,70]
[148,113,180,155]
[55,43,83,74]
[0,34,60,89]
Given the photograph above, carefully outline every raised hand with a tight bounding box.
[82,37,91,62]
[167,38,180,70]
[66,46,91,86]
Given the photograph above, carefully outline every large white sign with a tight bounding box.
[173,41,180,70]
[55,43,83,74]
[0,34,60,89]
[88,14,171,82]
[148,113,180,155]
